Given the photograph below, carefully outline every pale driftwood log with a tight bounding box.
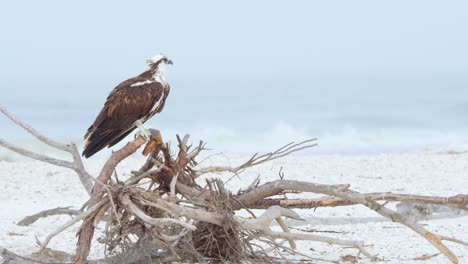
[17,207,82,226]
[248,192,468,210]
[74,136,147,264]
[0,106,93,195]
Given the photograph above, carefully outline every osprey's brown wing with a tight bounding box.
[82,77,165,158]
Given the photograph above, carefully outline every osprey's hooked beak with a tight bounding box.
[167,59,173,66]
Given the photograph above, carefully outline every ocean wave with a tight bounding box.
[2,122,468,161]
[170,123,468,155]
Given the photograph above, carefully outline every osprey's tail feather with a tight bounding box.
[82,127,136,158]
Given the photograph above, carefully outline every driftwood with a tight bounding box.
[17,207,82,226]
[1,105,467,264]
[0,106,93,195]
[1,246,44,264]
[250,192,468,209]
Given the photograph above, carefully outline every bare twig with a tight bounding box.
[17,207,82,226]
[186,140,206,161]
[194,138,318,177]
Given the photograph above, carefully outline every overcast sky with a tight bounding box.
[1,1,467,92]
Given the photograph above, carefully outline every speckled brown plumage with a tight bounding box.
[82,61,170,158]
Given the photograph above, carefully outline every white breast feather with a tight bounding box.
[130,80,153,87]
[150,90,165,114]
[153,63,168,86]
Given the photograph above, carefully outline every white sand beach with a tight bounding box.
[1,151,467,263]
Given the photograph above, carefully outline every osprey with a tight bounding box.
[82,54,173,158]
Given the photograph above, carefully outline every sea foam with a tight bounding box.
[4,122,468,161]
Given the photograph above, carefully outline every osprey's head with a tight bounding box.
[146,54,173,70]
[146,54,173,83]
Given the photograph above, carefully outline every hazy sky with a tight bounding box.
[1,1,467,93]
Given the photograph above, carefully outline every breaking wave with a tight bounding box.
[2,122,468,161]
[175,123,468,155]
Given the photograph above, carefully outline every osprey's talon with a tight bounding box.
[136,128,151,141]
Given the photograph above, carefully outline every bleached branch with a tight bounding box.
[248,192,468,210]
[238,206,302,230]
[275,217,296,249]
[263,229,377,261]
[17,207,82,226]
[0,106,93,195]
[0,105,70,151]
[440,236,468,247]
[122,194,197,231]
[0,139,74,168]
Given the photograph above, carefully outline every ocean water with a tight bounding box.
[1,71,468,159]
